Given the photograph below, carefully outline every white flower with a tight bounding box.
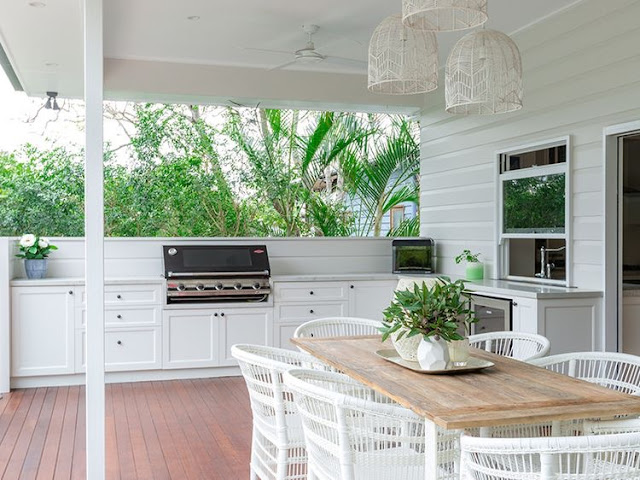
[19,234,36,248]
[38,237,50,248]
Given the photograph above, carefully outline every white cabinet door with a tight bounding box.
[163,310,219,369]
[277,324,302,350]
[77,327,162,372]
[12,286,75,376]
[348,280,397,321]
[511,296,538,334]
[219,308,273,366]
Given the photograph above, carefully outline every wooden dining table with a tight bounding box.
[291,335,640,480]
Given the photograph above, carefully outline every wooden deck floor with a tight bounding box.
[0,377,252,480]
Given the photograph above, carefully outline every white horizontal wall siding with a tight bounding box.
[420,0,640,289]
[6,237,394,279]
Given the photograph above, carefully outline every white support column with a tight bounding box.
[0,237,10,393]
[84,0,105,478]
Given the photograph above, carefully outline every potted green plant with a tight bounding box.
[455,249,484,281]
[16,234,58,279]
[380,278,476,370]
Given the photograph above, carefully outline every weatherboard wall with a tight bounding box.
[419,0,640,290]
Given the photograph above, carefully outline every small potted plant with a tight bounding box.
[380,278,476,370]
[16,234,58,279]
[455,249,484,281]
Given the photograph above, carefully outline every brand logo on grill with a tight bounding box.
[253,249,265,254]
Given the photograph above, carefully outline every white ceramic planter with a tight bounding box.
[391,329,422,361]
[417,336,450,370]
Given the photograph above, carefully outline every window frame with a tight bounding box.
[390,205,406,230]
[495,136,572,286]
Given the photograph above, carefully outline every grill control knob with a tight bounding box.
[234,283,243,290]
[168,248,178,256]
[215,283,224,290]
[252,282,261,290]
[195,284,205,291]
[177,284,186,291]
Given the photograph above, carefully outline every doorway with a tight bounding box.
[620,133,640,354]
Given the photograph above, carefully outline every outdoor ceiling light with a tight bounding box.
[445,29,523,115]
[402,0,488,31]
[45,91,60,111]
[368,15,438,95]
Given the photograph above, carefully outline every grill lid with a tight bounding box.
[163,245,271,278]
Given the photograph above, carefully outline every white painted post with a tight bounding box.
[0,237,11,393]
[84,0,105,478]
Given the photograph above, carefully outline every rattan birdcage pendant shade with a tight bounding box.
[445,29,523,115]
[403,0,488,32]
[368,15,438,95]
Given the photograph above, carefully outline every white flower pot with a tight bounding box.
[391,328,422,361]
[417,336,450,371]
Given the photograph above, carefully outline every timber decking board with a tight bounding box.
[292,335,640,429]
[0,377,252,480]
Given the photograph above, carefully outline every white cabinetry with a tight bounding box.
[76,283,163,373]
[474,290,601,354]
[274,279,396,350]
[163,307,272,368]
[12,286,76,376]
[348,280,397,321]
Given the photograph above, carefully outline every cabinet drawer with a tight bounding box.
[82,284,162,306]
[77,328,161,372]
[277,303,347,323]
[275,282,347,302]
[77,307,160,327]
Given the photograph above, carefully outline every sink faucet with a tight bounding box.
[534,245,566,279]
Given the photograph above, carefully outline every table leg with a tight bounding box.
[424,419,440,479]
[424,420,462,480]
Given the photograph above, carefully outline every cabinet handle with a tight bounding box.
[310,309,314,314]
[68,290,73,295]
[350,285,354,289]
[513,302,518,307]
[309,291,314,295]
[117,340,122,346]
[214,313,219,317]
[116,294,122,299]
[220,312,225,317]
[116,314,122,319]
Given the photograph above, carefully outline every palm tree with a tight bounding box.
[341,118,420,236]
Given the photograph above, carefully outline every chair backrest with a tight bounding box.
[230,344,329,445]
[461,431,640,480]
[469,331,551,361]
[584,418,640,435]
[283,368,425,480]
[530,351,640,395]
[293,317,382,339]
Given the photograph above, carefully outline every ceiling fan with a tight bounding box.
[243,24,367,72]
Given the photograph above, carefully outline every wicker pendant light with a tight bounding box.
[368,15,438,95]
[403,0,488,32]
[445,29,523,115]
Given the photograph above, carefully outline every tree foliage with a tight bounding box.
[0,103,420,238]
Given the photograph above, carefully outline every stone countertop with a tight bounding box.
[10,273,603,300]
[271,273,399,282]
[10,276,165,287]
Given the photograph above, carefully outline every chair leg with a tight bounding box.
[275,447,288,480]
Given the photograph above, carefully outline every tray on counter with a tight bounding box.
[375,349,494,374]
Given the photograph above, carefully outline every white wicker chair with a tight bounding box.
[293,317,382,339]
[469,331,551,361]
[283,368,460,480]
[460,430,640,479]
[231,344,331,480]
[530,351,640,395]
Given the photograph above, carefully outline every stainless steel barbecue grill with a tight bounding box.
[163,245,271,304]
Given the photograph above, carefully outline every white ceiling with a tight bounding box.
[0,0,584,109]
